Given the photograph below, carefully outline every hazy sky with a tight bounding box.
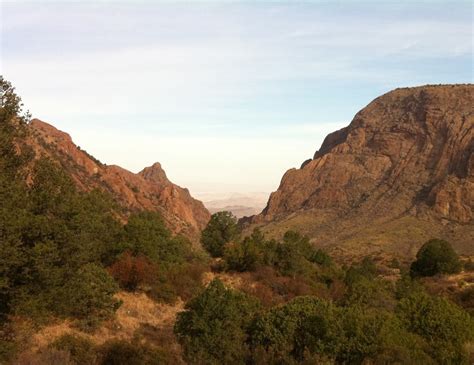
[1,1,472,197]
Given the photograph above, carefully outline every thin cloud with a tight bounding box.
[1,1,471,193]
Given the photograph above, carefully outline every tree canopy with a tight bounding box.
[174,279,260,364]
[410,239,461,277]
[200,211,238,257]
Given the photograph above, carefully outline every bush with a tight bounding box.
[395,273,424,300]
[223,229,268,272]
[174,279,260,364]
[123,211,192,265]
[242,265,332,307]
[224,229,332,279]
[149,262,207,303]
[108,251,155,291]
[168,262,207,300]
[396,292,474,363]
[365,316,434,365]
[250,296,343,362]
[272,231,317,277]
[50,334,97,364]
[98,340,171,365]
[311,249,332,267]
[98,340,146,365]
[200,211,238,257]
[224,239,261,272]
[0,339,16,364]
[344,257,377,286]
[343,277,396,309]
[410,239,461,277]
[63,263,121,328]
[132,324,186,365]
[249,296,436,364]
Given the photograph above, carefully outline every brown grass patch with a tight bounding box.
[25,291,184,354]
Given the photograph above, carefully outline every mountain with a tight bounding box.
[208,205,261,218]
[248,85,473,259]
[28,119,210,240]
[203,192,269,218]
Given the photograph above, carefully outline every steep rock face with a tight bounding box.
[251,85,473,256]
[28,119,210,240]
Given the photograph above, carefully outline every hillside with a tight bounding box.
[248,85,473,259]
[2,78,473,365]
[28,119,210,241]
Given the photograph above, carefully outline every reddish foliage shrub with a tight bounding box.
[108,251,155,290]
[240,266,331,306]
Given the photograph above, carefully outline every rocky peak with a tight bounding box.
[250,85,473,256]
[27,119,210,241]
[139,162,169,185]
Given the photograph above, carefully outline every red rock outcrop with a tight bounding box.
[28,119,210,241]
[250,85,473,256]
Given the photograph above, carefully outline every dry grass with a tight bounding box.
[202,270,244,289]
[25,291,184,353]
[421,268,474,314]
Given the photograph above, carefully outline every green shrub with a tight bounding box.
[343,277,396,309]
[395,273,424,300]
[122,211,192,265]
[344,257,377,286]
[250,296,343,362]
[224,239,261,272]
[396,292,474,363]
[410,239,461,277]
[364,315,434,365]
[223,229,269,272]
[224,229,332,279]
[0,339,17,364]
[63,263,121,328]
[272,231,317,277]
[98,340,146,365]
[149,261,207,303]
[310,249,332,267]
[249,296,420,364]
[174,279,260,364]
[50,334,97,364]
[248,287,439,364]
[200,211,238,257]
[98,340,170,365]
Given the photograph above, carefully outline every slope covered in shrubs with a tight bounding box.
[173,213,474,364]
[0,78,208,363]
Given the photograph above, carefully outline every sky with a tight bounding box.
[1,1,472,198]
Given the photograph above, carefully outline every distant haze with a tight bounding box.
[200,192,270,218]
[1,1,472,196]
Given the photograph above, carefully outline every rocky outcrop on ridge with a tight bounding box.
[28,119,210,240]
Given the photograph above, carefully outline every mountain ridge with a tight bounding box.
[28,119,210,241]
[246,84,473,258]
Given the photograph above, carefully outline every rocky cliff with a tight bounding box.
[250,85,473,257]
[28,119,210,240]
